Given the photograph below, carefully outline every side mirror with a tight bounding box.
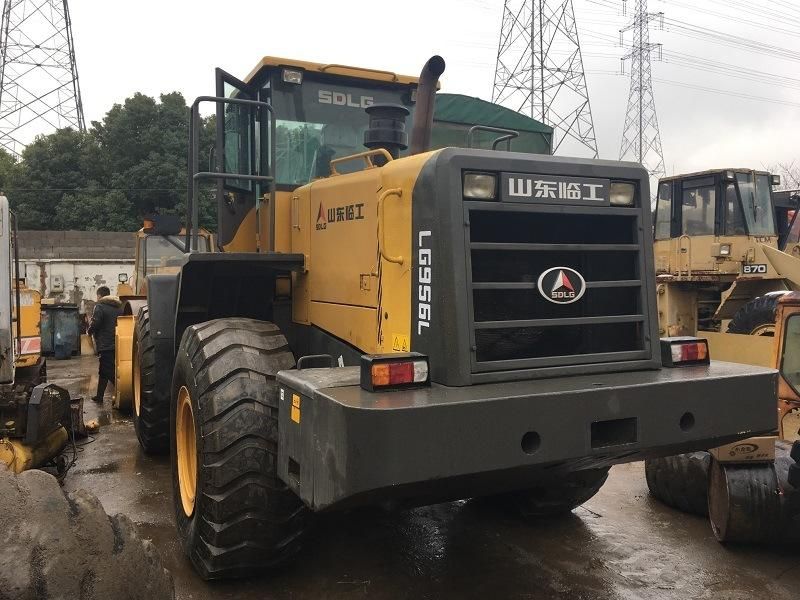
[118,273,129,283]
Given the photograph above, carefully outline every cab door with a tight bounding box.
[214,68,268,251]
[653,181,674,273]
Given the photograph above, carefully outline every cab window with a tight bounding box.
[737,173,776,237]
[268,77,415,187]
[681,180,716,236]
[724,183,746,235]
[654,182,672,240]
[781,314,800,397]
[142,236,210,277]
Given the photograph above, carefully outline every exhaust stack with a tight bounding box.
[409,55,446,155]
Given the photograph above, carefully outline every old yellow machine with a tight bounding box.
[126,55,777,579]
[0,196,72,473]
[114,216,212,415]
[653,169,800,364]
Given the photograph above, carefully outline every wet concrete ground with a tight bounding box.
[53,355,800,600]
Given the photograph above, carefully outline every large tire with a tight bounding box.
[645,451,711,516]
[0,465,174,599]
[727,294,783,336]
[499,467,610,518]
[170,318,309,580]
[133,306,169,454]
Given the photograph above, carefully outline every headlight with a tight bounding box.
[719,243,731,256]
[463,172,496,200]
[282,69,303,84]
[609,182,635,206]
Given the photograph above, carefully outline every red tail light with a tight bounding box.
[660,337,710,367]
[361,353,430,391]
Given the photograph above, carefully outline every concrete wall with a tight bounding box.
[18,231,136,314]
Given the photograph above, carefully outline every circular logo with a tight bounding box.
[537,267,587,305]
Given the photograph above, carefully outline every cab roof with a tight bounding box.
[660,168,770,183]
[244,56,423,86]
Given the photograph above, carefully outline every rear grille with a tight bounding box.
[466,204,650,372]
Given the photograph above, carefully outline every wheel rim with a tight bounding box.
[133,340,141,417]
[750,323,775,336]
[176,386,197,518]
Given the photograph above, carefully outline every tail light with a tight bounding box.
[660,337,710,367]
[360,353,430,391]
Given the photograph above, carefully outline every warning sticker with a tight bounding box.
[391,334,410,352]
[291,394,301,424]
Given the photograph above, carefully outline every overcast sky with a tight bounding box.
[59,0,800,176]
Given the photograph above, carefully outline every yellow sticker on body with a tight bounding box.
[391,333,410,352]
[291,394,301,424]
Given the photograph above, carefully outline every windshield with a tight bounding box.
[736,173,776,237]
[144,235,210,275]
[269,78,415,186]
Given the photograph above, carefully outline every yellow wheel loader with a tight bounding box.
[653,169,800,363]
[128,55,777,580]
[113,215,212,443]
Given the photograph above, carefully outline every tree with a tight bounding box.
[6,91,217,231]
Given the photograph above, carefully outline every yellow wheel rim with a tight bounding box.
[176,385,197,518]
[133,341,141,417]
[751,324,775,337]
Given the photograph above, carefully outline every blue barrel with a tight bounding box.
[41,304,80,359]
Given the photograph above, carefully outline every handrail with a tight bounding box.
[320,64,399,81]
[466,125,520,151]
[330,149,393,175]
[378,188,404,265]
[187,95,276,253]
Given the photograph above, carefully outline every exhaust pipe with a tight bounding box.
[409,55,446,155]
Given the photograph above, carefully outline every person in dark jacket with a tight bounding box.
[87,286,123,403]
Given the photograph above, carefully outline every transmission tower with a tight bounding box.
[0,0,85,157]
[492,0,598,158]
[619,0,665,178]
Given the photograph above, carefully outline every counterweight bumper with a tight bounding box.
[276,361,777,512]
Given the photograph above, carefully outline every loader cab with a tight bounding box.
[132,216,212,296]
[653,169,780,274]
[211,57,549,251]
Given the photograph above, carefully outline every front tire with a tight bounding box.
[499,468,610,518]
[170,318,309,580]
[727,294,783,336]
[133,306,169,454]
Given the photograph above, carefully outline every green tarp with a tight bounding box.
[431,93,553,155]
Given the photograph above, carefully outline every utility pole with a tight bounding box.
[493,0,598,158]
[0,0,85,157]
[619,0,665,178]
